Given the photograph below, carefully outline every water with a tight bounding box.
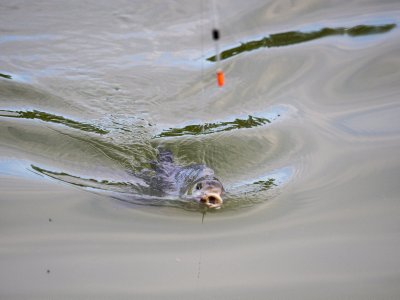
[1,0,400,298]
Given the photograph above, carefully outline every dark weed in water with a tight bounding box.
[207,23,396,62]
[0,73,12,79]
[155,115,270,138]
[0,109,108,134]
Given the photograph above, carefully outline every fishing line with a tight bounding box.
[211,0,224,87]
[200,0,205,96]
[200,0,224,89]
[197,205,208,282]
[201,206,208,223]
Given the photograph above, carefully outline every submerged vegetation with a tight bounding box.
[253,178,277,191]
[0,73,12,79]
[207,23,396,62]
[31,164,279,210]
[0,109,108,134]
[155,115,270,138]
[31,164,136,193]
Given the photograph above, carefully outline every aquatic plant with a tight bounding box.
[0,109,108,134]
[207,23,396,62]
[155,115,270,138]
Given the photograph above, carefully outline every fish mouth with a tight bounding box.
[200,192,223,209]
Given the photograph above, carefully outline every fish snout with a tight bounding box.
[200,192,223,209]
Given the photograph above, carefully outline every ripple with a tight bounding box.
[30,162,285,212]
[155,115,271,138]
[154,105,288,138]
[0,109,108,134]
[207,23,396,62]
[336,103,400,138]
[0,34,57,44]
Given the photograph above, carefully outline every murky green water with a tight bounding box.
[1,1,400,298]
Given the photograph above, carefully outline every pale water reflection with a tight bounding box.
[1,0,400,299]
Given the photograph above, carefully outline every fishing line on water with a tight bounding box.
[211,0,224,87]
[200,0,224,89]
[197,1,222,281]
[200,0,205,96]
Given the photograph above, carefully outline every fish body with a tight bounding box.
[151,149,224,208]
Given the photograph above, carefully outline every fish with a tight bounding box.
[150,149,224,209]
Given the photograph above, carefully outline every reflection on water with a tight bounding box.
[31,164,131,189]
[0,73,12,80]
[207,23,396,62]
[1,1,400,297]
[346,24,396,36]
[155,115,272,138]
[31,163,279,211]
[253,178,277,191]
[0,109,108,134]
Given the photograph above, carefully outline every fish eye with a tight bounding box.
[196,183,203,190]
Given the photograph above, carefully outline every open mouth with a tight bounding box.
[200,192,223,209]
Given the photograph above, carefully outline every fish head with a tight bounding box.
[191,179,224,209]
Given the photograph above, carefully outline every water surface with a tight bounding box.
[1,0,400,298]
